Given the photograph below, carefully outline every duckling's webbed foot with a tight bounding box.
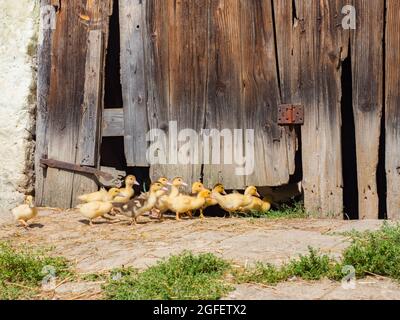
[111,207,123,216]
[18,220,29,229]
[150,208,160,219]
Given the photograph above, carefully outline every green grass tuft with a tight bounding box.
[103,252,233,300]
[0,242,72,300]
[235,224,400,286]
[341,223,400,280]
[235,247,341,285]
[245,201,308,219]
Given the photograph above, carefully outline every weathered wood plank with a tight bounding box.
[239,0,293,187]
[351,0,384,220]
[72,1,113,206]
[119,0,148,166]
[295,0,348,217]
[273,0,301,176]
[36,0,54,206]
[203,0,245,189]
[79,29,103,166]
[147,0,208,184]
[102,108,124,137]
[386,0,400,220]
[43,1,88,208]
[145,0,171,178]
[43,0,112,208]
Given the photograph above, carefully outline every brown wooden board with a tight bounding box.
[36,0,54,206]
[273,0,301,176]
[386,0,400,220]
[79,29,104,166]
[119,0,149,167]
[294,0,349,217]
[41,0,112,208]
[239,0,293,187]
[133,0,297,189]
[103,108,125,137]
[202,0,245,189]
[145,0,208,184]
[350,0,384,219]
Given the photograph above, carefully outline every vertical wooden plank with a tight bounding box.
[102,108,125,137]
[351,0,384,219]
[273,0,301,176]
[119,0,149,166]
[147,0,208,184]
[72,1,113,206]
[36,0,54,206]
[203,0,245,189]
[43,1,88,208]
[145,0,170,178]
[386,0,400,220]
[295,0,348,217]
[79,29,103,166]
[239,0,293,187]
[43,0,112,208]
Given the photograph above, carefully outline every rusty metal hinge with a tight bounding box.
[278,104,304,125]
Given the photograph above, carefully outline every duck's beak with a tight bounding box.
[162,187,169,192]
[134,181,140,186]
[166,182,173,186]
[222,190,227,195]
[256,192,261,197]
[182,182,188,187]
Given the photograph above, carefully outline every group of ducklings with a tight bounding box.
[77,175,271,226]
[11,175,271,228]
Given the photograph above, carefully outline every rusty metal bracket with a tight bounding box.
[278,104,304,125]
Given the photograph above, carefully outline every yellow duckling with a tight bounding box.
[138,177,169,200]
[191,182,227,219]
[191,181,205,194]
[157,177,188,219]
[242,194,271,214]
[78,189,121,226]
[78,187,120,203]
[12,195,38,228]
[212,186,259,217]
[113,175,140,203]
[203,184,227,218]
[168,189,212,221]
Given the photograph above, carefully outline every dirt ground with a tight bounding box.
[1,209,399,300]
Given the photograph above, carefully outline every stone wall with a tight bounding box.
[0,1,38,220]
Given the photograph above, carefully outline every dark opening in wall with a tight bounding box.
[377,110,387,219]
[100,0,150,191]
[100,137,150,191]
[341,47,359,220]
[378,4,388,220]
[289,126,303,184]
[104,0,123,109]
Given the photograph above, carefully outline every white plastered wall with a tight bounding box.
[0,1,39,221]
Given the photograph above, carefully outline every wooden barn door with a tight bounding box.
[118,0,391,219]
[119,0,298,190]
[36,0,113,208]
